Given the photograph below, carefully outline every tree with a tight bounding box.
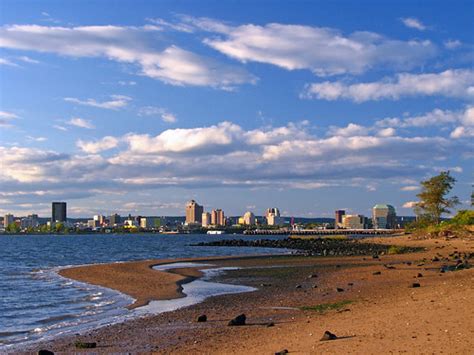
[415,171,459,224]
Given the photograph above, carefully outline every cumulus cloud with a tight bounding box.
[64,95,131,110]
[138,106,177,123]
[0,24,256,89]
[77,136,119,153]
[304,69,474,102]
[0,111,19,127]
[402,201,418,208]
[444,39,462,49]
[400,17,427,31]
[179,16,436,76]
[67,117,95,129]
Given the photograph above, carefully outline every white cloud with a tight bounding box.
[18,55,39,64]
[26,136,47,142]
[52,124,68,131]
[138,106,177,123]
[400,185,419,191]
[403,201,418,208]
[444,39,462,49]
[64,95,131,110]
[181,16,436,76]
[450,126,474,138]
[0,111,19,119]
[77,136,119,153]
[0,57,18,66]
[118,80,136,86]
[67,117,95,129]
[0,24,256,89]
[400,17,427,31]
[304,69,474,102]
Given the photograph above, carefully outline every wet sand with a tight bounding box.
[27,235,474,354]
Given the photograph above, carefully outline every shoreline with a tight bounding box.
[21,235,474,353]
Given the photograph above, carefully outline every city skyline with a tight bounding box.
[1,1,473,218]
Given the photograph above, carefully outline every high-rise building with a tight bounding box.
[266,207,283,226]
[202,212,211,227]
[335,210,345,229]
[242,211,256,225]
[3,214,14,228]
[342,214,365,229]
[109,213,121,226]
[20,214,39,229]
[211,209,225,226]
[372,204,397,229]
[51,202,67,223]
[93,215,105,226]
[185,200,203,225]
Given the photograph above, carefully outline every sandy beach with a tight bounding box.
[26,235,474,354]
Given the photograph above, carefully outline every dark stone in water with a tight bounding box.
[197,314,207,322]
[74,341,97,349]
[228,314,246,326]
[308,274,318,278]
[38,350,54,355]
[320,330,338,341]
[336,287,344,292]
[295,284,302,289]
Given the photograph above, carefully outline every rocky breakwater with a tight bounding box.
[193,238,422,256]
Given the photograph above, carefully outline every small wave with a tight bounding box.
[0,331,30,337]
[36,314,77,325]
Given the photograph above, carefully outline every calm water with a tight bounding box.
[0,233,286,350]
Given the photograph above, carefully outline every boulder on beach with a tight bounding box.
[228,314,246,326]
[197,314,207,322]
[38,350,54,355]
[320,330,338,341]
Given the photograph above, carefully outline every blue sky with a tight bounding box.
[0,0,472,218]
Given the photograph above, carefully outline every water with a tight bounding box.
[0,233,286,350]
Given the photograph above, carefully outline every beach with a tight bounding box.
[25,235,474,354]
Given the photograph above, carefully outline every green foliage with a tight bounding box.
[300,300,352,313]
[387,245,405,254]
[449,210,474,226]
[6,222,20,233]
[415,171,459,224]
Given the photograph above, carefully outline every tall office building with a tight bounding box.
[51,202,67,223]
[266,207,283,226]
[109,213,121,226]
[342,214,365,229]
[335,210,345,229]
[242,211,256,225]
[372,204,397,229]
[202,212,211,227]
[211,209,225,226]
[3,214,14,228]
[185,200,203,225]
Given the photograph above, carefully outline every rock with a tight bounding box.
[320,330,338,341]
[312,284,318,288]
[308,274,318,278]
[348,282,354,286]
[336,287,344,292]
[372,255,379,259]
[384,264,395,269]
[197,314,207,322]
[38,351,54,355]
[406,261,412,266]
[295,284,302,289]
[228,314,246,326]
[411,282,421,288]
[432,256,440,262]
[275,350,288,355]
[74,341,97,349]
[266,322,275,327]
[417,273,423,278]
[372,271,381,275]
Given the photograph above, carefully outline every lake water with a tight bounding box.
[0,233,287,350]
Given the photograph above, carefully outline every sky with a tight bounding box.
[0,0,473,218]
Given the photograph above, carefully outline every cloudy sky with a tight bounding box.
[0,0,472,218]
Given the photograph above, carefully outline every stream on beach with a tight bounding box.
[0,233,287,350]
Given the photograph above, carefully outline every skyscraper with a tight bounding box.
[266,207,283,226]
[372,204,397,229]
[335,210,345,229]
[202,212,211,227]
[3,214,14,228]
[211,209,225,226]
[185,200,203,225]
[242,211,256,225]
[51,202,67,223]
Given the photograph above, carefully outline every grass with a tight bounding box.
[387,245,406,254]
[299,300,352,313]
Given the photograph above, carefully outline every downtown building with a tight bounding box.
[372,204,397,229]
[185,200,203,225]
[265,207,283,226]
[51,202,67,223]
[211,209,225,226]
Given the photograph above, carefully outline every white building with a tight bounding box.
[266,207,283,226]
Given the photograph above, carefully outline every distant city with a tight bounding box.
[1,200,415,234]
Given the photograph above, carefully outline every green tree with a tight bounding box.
[6,222,20,233]
[415,171,460,224]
